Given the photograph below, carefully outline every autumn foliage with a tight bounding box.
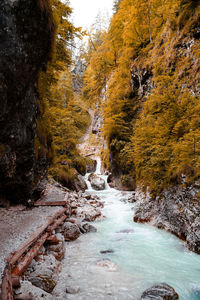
[83,0,200,194]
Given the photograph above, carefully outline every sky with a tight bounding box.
[70,0,114,30]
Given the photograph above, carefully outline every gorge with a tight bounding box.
[0,0,200,299]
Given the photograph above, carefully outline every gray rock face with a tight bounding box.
[0,0,54,204]
[141,283,179,300]
[131,66,154,99]
[134,184,200,254]
[88,173,105,190]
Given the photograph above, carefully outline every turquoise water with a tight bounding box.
[54,159,200,300]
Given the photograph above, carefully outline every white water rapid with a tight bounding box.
[54,158,200,300]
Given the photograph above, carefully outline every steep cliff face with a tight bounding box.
[0,0,55,204]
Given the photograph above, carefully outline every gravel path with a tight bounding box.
[0,205,65,282]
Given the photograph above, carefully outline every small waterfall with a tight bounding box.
[94,157,102,175]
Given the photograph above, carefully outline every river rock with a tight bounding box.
[66,286,80,294]
[100,249,114,254]
[15,280,53,300]
[88,173,105,190]
[25,255,60,293]
[76,205,102,222]
[82,223,97,233]
[62,222,81,241]
[95,259,118,272]
[140,283,179,299]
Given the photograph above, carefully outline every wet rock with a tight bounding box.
[88,173,105,190]
[82,223,97,233]
[140,283,179,300]
[15,280,53,300]
[66,286,80,294]
[95,259,118,272]
[62,222,81,241]
[0,0,55,204]
[100,249,114,254]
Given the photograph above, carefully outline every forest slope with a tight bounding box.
[83,0,200,194]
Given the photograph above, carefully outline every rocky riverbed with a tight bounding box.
[13,186,104,299]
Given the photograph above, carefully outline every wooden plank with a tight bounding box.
[47,215,67,233]
[8,208,66,267]
[34,201,67,206]
[1,265,13,300]
[11,233,49,276]
[11,214,67,277]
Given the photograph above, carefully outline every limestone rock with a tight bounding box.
[66,286,80,294]
[141,283,179,300]
[62,222,81,241]
[25,255,61,293]
[15,280,53,300]
[88,173,105,191]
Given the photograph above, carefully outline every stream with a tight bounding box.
[54,158,200,300]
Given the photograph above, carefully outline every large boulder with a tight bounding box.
[25,254,61,293]
[76,205,102,222]
[141,283,179,300]
[0,0,55,204]
[88,173,105,191]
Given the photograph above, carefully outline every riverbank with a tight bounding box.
[0,181,104,299]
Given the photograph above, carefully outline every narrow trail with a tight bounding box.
[53,158,200,300]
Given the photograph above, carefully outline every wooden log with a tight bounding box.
[1,264,13,300]
[11,232,49,276]
[47,215,67,233]
[11,214,67,277]
[7,208,66,267]
[34,201,67,206]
